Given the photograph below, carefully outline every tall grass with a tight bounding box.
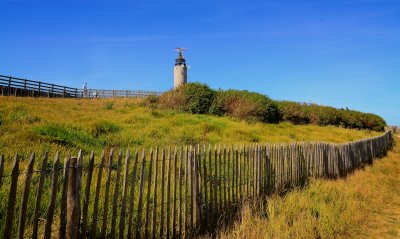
[215,139,400,239]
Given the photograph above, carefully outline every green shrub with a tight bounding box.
[182,83,215,114]
[159,83,215,114]
[210,90,280,123]
[159,83,385,131]
[276,101,386,131]
[159,87,185,111]
[276,101,310,124]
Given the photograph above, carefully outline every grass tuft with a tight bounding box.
[89,121,120,137]
[33,123,102,148]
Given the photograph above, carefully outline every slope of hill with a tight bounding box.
[0,97,381,159]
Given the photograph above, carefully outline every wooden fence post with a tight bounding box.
[193,146,201,232]
[208,145,213,219]
[66,156,80,239]
[127,150,139,239]
[151,148,159,239]
[101,149,114,237]
[160,148,167,238]
[172,147,178,239]
[135,150,147,238]
[91,151,105,238]
[119,150,131,239]
[81,151,95,239]
[0,155,4,190]
[144,149,154,239]
[111,150,123,238]
[178,147,184,239]
[4,154,19,239]
[166,147,172,239]
[18,153,35,239]
[184,146,189,237]
[32,152,48,239]
[44,153,60,239]
[224,146,228,208]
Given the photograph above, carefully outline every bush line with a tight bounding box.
[143,83,385,132]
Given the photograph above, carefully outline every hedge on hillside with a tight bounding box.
[209,90,280,123]
[157,83,386,131]
[276,101,386,131]
[159,83,215,114]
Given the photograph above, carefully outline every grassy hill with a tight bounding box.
[0,97,380,159]
[0,96,391,238]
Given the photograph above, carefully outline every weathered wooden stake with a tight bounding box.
[66,157,80,239]
[81,151,95,239]
[32,153,48,239]
[18,153,35,239]
[44,153,60,239]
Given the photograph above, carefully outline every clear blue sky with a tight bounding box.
[1,0,399,125]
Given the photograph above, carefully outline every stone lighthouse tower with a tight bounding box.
[174,48,187,89]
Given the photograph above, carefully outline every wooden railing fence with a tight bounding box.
[0,132,393,238]
[0,75,162,98]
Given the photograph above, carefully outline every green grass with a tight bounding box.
[0,96,380,161]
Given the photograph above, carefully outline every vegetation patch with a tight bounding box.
[232,129,260,142]
[0,97,381,157]
[103,102,114,110]
[89,121,120,137]
[7,105,41,124]
[150,110,163,118]
[0,111,3,125]
[200,122,221,135]
[210,89,280,123]
[277,101,386,131]
[33,123,102,148]
[125,115,150,124]
[179,131,199,145]
[142,94,159,110]
[156,83,385,131]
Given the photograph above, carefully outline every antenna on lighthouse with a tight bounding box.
[174,47,186,55]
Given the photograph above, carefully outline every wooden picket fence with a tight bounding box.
[0,131,393,238]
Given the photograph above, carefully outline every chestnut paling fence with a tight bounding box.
[0,132,393,239]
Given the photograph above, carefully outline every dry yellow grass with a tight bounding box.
[215,138,400,239]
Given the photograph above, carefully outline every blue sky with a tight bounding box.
[1,0,399,125]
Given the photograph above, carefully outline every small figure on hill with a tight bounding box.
[93,91,98,99]
[83,82,88,97]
